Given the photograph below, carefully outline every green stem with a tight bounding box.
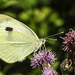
[61,69,69,75]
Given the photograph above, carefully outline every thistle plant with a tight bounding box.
[60,29,75,75]
[31,50,58,75]
[30,29,75,75]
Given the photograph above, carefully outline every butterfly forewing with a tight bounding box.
[0,14,38,39]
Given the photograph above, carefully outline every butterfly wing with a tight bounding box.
[0,14,38,39]
[0,31,37,63]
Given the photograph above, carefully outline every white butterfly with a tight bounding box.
[0,14,46,63]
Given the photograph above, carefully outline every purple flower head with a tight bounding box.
[31,51,56,68]
[42,65,58,75]
[42,69,54,75]
[62,29,75,53]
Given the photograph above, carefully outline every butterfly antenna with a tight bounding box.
[45,32,64,39]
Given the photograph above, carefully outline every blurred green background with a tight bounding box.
[0,0,75,75]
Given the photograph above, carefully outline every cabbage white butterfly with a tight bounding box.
[0,14,46,63]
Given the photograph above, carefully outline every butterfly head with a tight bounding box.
[40,38,46,44]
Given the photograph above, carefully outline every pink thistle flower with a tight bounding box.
[31,51,56,68]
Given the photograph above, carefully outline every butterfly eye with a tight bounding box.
[5,27,13,31]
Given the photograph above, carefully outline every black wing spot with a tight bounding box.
[5,27,13,31]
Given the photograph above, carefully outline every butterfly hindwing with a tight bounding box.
[0,31,37,63]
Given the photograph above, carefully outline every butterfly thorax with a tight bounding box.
[35,38,46,50]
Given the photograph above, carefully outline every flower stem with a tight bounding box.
[73,61,75,75]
